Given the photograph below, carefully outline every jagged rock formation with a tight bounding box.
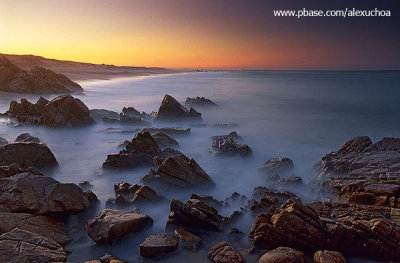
[154,94,202,122]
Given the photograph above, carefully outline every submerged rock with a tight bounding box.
[142,154,215,188]
[0,55,82,94]
[154,94,202,122]
[140,234,178,258]
[259,157,294,175]
[0,172,89,215]
[167,198,223,231]
[87,209,153,245]
[0,142,57,168]
[0,228,67,263]
[207,241,246,263]
[185,96,218,108]
[0,211,71,245]
[258,247,304,263]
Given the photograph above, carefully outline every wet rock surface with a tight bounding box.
[0,172,89,215]
[210,132,252,158]
[0,228,67,263]
[167,198,223,231]
[185,96,218,108]
[207,241,246,263]
[0,55,82,94]
[154,94,202,122]
[0,141,57,168]
[140,234,179,258]
[142,154,215,188]
[87,209,153,245]
[258,247,304,263]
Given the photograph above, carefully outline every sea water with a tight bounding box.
[1,70,399,262]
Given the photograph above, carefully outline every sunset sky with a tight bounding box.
[1,0,399,69]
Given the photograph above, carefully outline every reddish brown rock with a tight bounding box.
[174,228,203,249]
[140,234,178,258]
[154,94,201,122]
[207,241,246,263]
[258,247,304,263]
[314,250,346,263]
[87,209,153,245]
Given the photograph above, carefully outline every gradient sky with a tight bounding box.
[1,0,399,69]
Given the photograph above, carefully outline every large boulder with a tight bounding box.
[40,95,94,127]
[185,96,217,108]
[0,172,89,215]
[152,131,179,148]
[0,228,67,263]
[210,133,252,158]
[0,142,57,168]
[142,154,215,188]
[259,157,294,175]
[154,94,201,122]
[0,211,71,245]
[174,228,203,249]
[258,247,304,263]
[111,182,166,206]
[0,55,82,94]
[207,241,246,263]
[166,198,223,231]
[87,209,153,245]
[140,234,179,258]
[5,97,49,124]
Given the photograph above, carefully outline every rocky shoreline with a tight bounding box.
[0,92,399,262]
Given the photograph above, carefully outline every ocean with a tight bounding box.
[1,70,399,262]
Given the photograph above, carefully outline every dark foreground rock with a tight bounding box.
[314,250,346,263]
[154,94,202,122]
[152,131,179,148]
[5,95,94,127]
[0,172,89,215]
[185,96,217,108]
[87,209,153,245]
[0,55,82,94]
[210,132,252,158]
[258,247,304,263]
[142,154,215,188]
[89,109,120,121]
[0,137,8,146]
[0,228,67,263]
[0,163,43,178]
[174,228,203,249]
[85,253,125,263]
[0,141,57,168]
[314,137,400,208]
[0,211,71,245]
[111,182,166,206]
[140,234,179,258]
[249,200,400,260]
[207,241,246,263]
[167,198,223,231]
[103,132,181,169]
[15,133,40,143]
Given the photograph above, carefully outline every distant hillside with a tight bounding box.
[1,54,179,82]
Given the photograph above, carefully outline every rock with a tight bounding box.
[314,250,346,263]
[210,133,252,158]
[79,180,93,189]
[85,253,125,263]
[185,96,218,108]
[84,190,100,207]
[0,163,43,178]
[4,97,49,124]
[313,136,400,208]
[249,188,301,214]
[207,241,246,263]
[0,137,7,146]
[0,142,57,168]
[258,247,304,263]
[174,228,202,249]
[249,200,400,260]
[259,157,294,175]
[212,131,242,141]
[142,154,215,188]
[0,211,71,245]
[119,113,150,125]
[139,127,191,136]
[122,107,151,120]
[154,94,202,122]
[103,132,160,168]
[140,234,179,258]
[166,198,223,231]
[0,228,67,263]
[0,55,82,94]
[152,131,179,148]
[90,109,120,120]
[190,194,224,209]
[0,172,89,215]
[87,209,153,245]
[15,133,41,143]
[113,182,166,206]
[40,95,94,127]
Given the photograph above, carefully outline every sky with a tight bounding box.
[1,0,399,69]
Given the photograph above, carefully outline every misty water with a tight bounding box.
[1,70,400,262]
